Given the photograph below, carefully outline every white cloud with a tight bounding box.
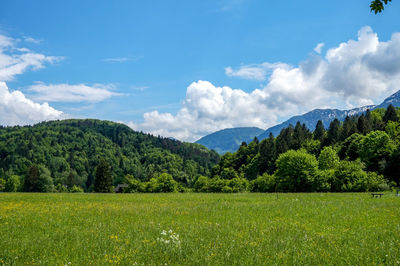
[102,57,130,63]
[225,62,288,81]
[0,82,64,126]
[127,80,273,141]
[129,26,400,142]
[102,55,143,63]
[28,82,123,103]
[225,63,290,81]
[0,34,62,81]
[23,36,42,44]
[313,42,325,54]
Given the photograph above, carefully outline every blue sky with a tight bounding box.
[1,0,400,141]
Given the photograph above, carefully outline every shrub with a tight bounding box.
[146,173,178,193]
[275,149,318,192]
[227,177,249,192]
[222,186,233,193]
[5,175,21,192]
[332,160,367,192]
[363,172,387,192]
[359,131,395,172]
[124,174,144,193]
[251,173,276,192]
[70,185,84,193]
[194,176,209,192]
[207,177,227,193]
[318,146,339,170]
[55,183,68,192]
[0,178,5,192]
[313,170,333,192]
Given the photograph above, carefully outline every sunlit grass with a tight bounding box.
[1,193,399,265]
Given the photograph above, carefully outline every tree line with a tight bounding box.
[193,105,399,193]
[1,106,399,193]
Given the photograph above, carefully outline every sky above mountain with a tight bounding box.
[1,0,400,141]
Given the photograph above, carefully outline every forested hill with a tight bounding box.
[0,119,219,190]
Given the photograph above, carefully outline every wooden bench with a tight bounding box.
[371,193,384,198]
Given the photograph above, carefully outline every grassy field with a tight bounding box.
[0,193,399,265]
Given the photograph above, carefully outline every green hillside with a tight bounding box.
[0,119,219,191]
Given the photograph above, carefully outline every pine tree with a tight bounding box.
[24,165,40,192]
[341,116,357,140]
[357,115,367,135]
[313,120,325,142]
[326,119,341,146]
[94,160,113,192]
[383,104,399,123]
[276,125,294,154]
[259,133,277,174]
[292,122,306,150]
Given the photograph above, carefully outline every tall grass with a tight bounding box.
[0,193,399,265]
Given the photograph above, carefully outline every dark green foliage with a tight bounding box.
[384,148,400,185]
[0,119,219,191]
[258,133,277,174]
[383,104,399,123]
[313,120,325,142]
[370,0,392,13]
[326,119,341,146]
[0,178,4,191]
[340,116,357,141]
[24,165,40,192]
[23,165,53,192]
[94,160,113,193]
[276,126,294,154]
[338,133,364,160]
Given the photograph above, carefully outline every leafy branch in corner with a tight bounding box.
[370,0,392,14]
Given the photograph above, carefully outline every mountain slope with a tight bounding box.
[258,105,375,139]
[0,119,219,189]
[258,90,400,139]
[195,127,265,154]
[375,90,400,109]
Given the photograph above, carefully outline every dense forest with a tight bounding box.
[1,106,400,193]
[196,105,400,193]
[0,119,219,192]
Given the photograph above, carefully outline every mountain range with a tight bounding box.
[196,127,265,154]
[196,90,400,154]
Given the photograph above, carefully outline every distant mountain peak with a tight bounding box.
[377,89,400,107]
[195,127,264,154]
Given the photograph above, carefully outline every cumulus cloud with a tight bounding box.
[127,80,274,141]
[0,34,63,81]
[128,26,400,142]
[0,82,64,126]
[28,82,124,103]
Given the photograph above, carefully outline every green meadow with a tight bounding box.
[1,193,399,265]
